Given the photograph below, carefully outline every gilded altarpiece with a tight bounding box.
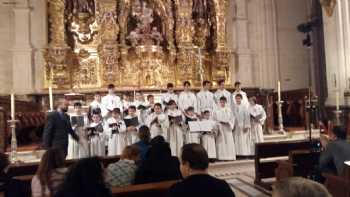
[44,0,232,90]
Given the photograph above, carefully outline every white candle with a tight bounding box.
[10,93,15,120]
[336,91,340,111]
[49,86,53,111]
[277,81,281,102]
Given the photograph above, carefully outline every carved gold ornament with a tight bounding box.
[320,0,336,17]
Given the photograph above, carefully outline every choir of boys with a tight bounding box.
[66,81,266,160]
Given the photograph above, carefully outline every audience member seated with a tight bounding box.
[55,157,112,197]
[133,125,151,162]
[272,177,331,197]
[31,148,67,197]
[0,152,29,197]
[169,143,235,197]
[134,136,182,184]
[319,126,350,175]
[105,145,140,187]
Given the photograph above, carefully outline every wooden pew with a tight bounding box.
[254,140,311,190]
[8,155,120,177]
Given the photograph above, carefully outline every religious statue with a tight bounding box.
[72,0,95,15]
[193,0,208,19]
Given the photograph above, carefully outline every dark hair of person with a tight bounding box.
[202,80,211,86]
[183,81,191,87]
[150,135,166,146]
[0,152,9,173]
[121,145,140,161]
[203,110,210,115]
[147,94,154,100]
[332,126,347,140]
[181,144,209,170]
[218,79,225,85]
[92,108,101,115]
[73,102,82,108]
[107,84,115,89]
[112,108,121,114]
[234,81,241,87]
[186,106,195,112]
[128,105,137,111]
[138,125,151,143]
[154,103,162,109]
[55,157,111,197]
[219,96,227,102]
[36,148,65,194]
[167,83,174,88]
[235,94,243,99]
[273,177,331,197]
[94,92,100,96]
[168,99,176,106]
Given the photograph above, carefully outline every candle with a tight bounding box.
[336,91,340,111]
[10,93,15,120]
[49,86,53,111]
[277,81,281,102]
[133,89,136,100]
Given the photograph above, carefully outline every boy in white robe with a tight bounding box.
[213,97,236,160]
[161,83,178,108]
[122,93,133,116]
[124,105,140,145]
[233,94,252,157]
[105,108,127,156]
[134,92,148,125]
[232,81,249,108]
[201,110,217,159]
[68,102,89,159]
[249,96,266,154]
[101,84,123,118]
[184,107,200,144]
[166,100,185,156]
[197,80,216,116]
[146,94,155,115]
[178,81,198,114]
[88,113,106,157]
[214,79,232,108]
[146,103,169,140]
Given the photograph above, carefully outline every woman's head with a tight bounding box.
[273,177,331,197]
[56,157,110,197]
[121,145,140,161]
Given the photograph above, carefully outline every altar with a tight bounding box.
[44,0,232,90]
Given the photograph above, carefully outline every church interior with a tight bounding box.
[0,0,349,196]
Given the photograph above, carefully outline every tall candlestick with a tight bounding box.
[336,91,340,111]
[10,93,15,120]
[277,81,281,102]
[49,86,53,111]
[198,47,204,86]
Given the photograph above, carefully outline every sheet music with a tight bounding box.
[188,120,215,132]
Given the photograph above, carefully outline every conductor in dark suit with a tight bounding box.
[319,126,350,175]
[42,98,79,156]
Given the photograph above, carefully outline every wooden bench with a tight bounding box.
[8,155,120,177]
[254,140,311,190]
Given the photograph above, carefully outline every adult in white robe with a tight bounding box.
[233,95,252,156]
[232,81,249,107]
[161,83,178,107]
[249,97,266,154]
[201,111,217,159]
[101,85,123,118]
[146,104,169,140]
[213,101,236,160]
[178,81,198,113]
[214,80,232,108]
[105,115,127,156]
[167,105,185,157]
[197,81,216,115]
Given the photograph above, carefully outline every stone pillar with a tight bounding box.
[323,0,350,107]
[234,0,254,87]
[12,0,34,94]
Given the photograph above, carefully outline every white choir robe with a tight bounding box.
[167,109,185,156]
[178,91,198,113]
[89,100,102,111]
[200,119,217,159]
[249,104,266,154]
[213,107,236,160]
[122,100,133,113]
[101,94,123,118]
[89,122,106,157]
[232,90,249,108]
[67,114,89,159]
[134,100,148,125]
[185,115,200,144]
[233,104,252,156]
[161,92,178,107]
[124,115,140,145]
[146,112,170,140]
[196,90,216,113]
[105,117,127,156]
[214,89,232,108]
